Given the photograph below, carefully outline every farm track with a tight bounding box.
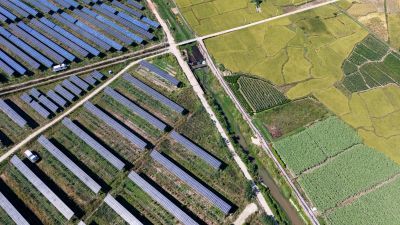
[0,43,169,96]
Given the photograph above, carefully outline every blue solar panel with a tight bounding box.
[31,19,89,58]
[62,79,83,96]
[52,13,111,51]
[118,12,149,31]
[39,17,55,28]
[0,6,17,21]
[139,60,180,86]
[0,59,15,76]
[111,0,142,18]
[17,22,76,62]
[0,99,27,127]
[60,12,77,24]
[0,1,29,18]
[54,84,75,101]
[12,0,38,16]
[99,3,117,14]
[29,88,60,113]
[0,13,7,22]
[63,0,79,8]
[0,35,40,69]
[47,89,68,107]
[127,0,144,10]
[81,7,98,17]
[8,24,65,64]
[0,49,26,75]
[84,74,97,86]
[22,0,51,13]
[69,75,90,90]
[54,0,70,8]
[39,0,59,12]
[75,20,123,50]
[91,70,105,80]
[20,93,52,118]
[141,17,160,28]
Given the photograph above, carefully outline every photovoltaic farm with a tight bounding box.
[0,54,251,224]
[0,0,162,84]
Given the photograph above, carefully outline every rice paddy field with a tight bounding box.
[0,54,251,224]
[174,0,315,35]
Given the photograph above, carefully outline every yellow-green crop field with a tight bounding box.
[388,14,400,50]
[205,4,400,165]
[174,0,313,35]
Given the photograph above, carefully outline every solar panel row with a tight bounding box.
[55,84,75,101]
[117,11,150,31]
[20,93,51,118]
[13,0,38,16]
[60,12,77,23]
[139,60,180,86]
[84,73,97,86]
[127,0,144,10]
[84,101,147,150]
[17,22,76,62]
[0,6,17,21]
[31,19,89,58]
[10,155,75,220]
[141,17,160,28]
[104,194,143,225]
[22,0,51,14]
[0,35,40,69]
[91,70,105,80]
[150,150,231,214]
[29,88,60,113]
[128,171,199,225]
[47,89,68,107]
[54,0,71,9]
[104,87,167,131]
[70,75,90,91]
[123,74,185,114]
[0,59,15,76]
[111,0,142,18]
[170,131,222,169]
[0,191,30,225]
[38,135,102,193]
[63,0,79,8]
[8,23,65,64]
[62,79,83,96]
[38,0,59,12]
[99,3,117,14]
[0,1,29,18]
[0,99,27,127]
[0,49,26,75]
[62,117,125,171]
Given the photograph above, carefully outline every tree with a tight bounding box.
[251,0,264,7]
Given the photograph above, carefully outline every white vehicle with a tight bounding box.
[24,150,40,163]
[52,64,68,72]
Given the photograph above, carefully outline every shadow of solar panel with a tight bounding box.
[0,35,40,69]
[170,131,222,169]
[10,155,75,220]
[0,191,30,225]
[150,150,231,214]
[139,60,180,86]
[104,194,143,225]
[0,49,26,75]
[38,135,101,193]
[0,1,29,18]
[0,6,17,21]
[62,79,83,96]
[128,171,199,225]
[12,0,38,16]
[111,0,142,18]
[47,89,68,107]
[54,84,75,101]
[0,99,27,127]
[127,0,144,10]
[62,117,125,170]
[84,102,147,150]
[122,74,184,113]
[70,75,90,90]
[104,87,167,131]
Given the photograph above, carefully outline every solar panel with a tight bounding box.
[52,13,111,51]
[37,0,59,12]
[117,12,149,31]
[22,0,51,13]
[141,17,160,28]
[122,74,184,114]
[91,70,105,81]
[0,99,27,127]
[17,22,76,62]
[104,194,143,225]
[30,19,89,58]
[69,75,90,91]
[150,150,231,214]
[0,1,29,18]
[8,23,65,64]
[0,35,40,69]
[38,135,102,193]
[0,191,30,225]
[84,74,98,86]
[84,102,147,150]
[20,93,51,118]
[63,0,79,8]
[128,171,199,225]
[111,0,142,18]
[99,3,117,14]
[139,60,180,86]
[12,0,38,16]
[0,49,26,75]
[170,131,221,169]
[0,13,7,22]
[0,6,16,21]
[62,117,125,170]
[10,155,74,220]
[53,0,71,8]
[104,87,167,131]
[60,12,77,23]
[127,0,144,10]
[62,79,83,96]
[0,59,15,76]
[54,84,75,101]
[81,7,98,17]
[29,88,60,113]
[47,89,68,107]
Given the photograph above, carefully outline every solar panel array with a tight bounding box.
[38,0,59,12]
[0,49,26,75]
[0,191,30,225]
[150,150,231,214]
[104,87,167,131]
[70,75,90,91]
[0,1,29,18]
[0,34,40,69]
[0,13,7,22]
[84,101,147,150]
[127,0,144,10]
[128,171,199,225]
[47,89,68,107]
[117,11,149,31]
[55,84,75,102]
[20,93,51,118]
[23,0,52,14]
[91,70,105,80]
[62,117,125,171]
[104,194,143,225]
[0,6,17,21]
[123,74,185,114]
[84,73,97,86]
[75,20,122,51]
[139,60,180,86]
[38,135,102,193]
[10,155,75,220]
[170,131,222,169]
[62,79,83,96]
[110,0,142,18]
[0,99,27,127]
[142,17,159,28]
[29,88,60,113]
[0,60,15,76]
[12,0,38,16]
